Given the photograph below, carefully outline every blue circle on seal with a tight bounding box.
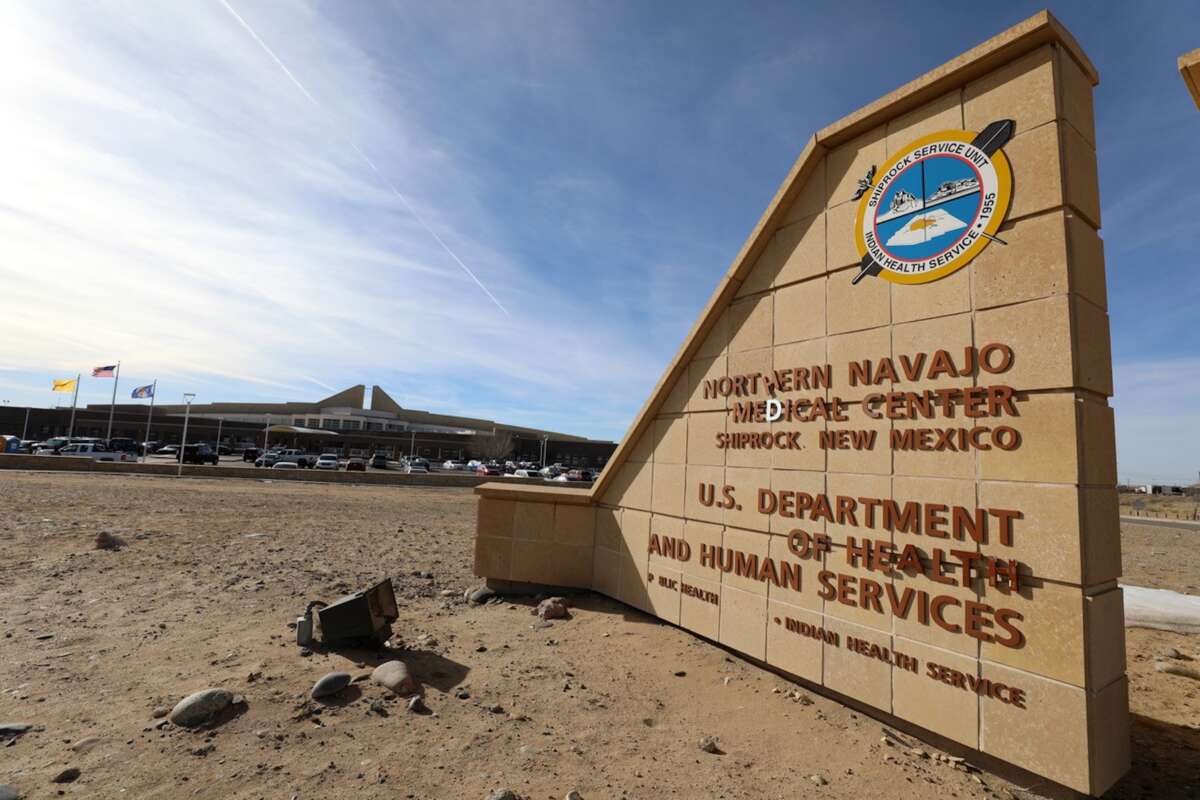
[872,154,983,263]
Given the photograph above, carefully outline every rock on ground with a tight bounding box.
[311,672,352,699]
[533,597,569,620]
[371,660,419,695]
[169,689,234,728]
[487,789,522,800]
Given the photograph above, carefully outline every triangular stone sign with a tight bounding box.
[473,11,1127,796]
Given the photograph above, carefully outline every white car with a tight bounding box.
[442,459,466,471]
[55,443,135,462]
[314,455,340,470]
[405,463,429,474]
[513,469,540,478]
[272,461,299,470]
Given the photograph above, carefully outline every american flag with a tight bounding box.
[92,365,117,377]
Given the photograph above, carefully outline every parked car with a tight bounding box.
[57,442,136,462]
[407,457,430,472]
[345,458,366,472]
[255,451,283,467]
[178,444,219,465]
[565,469,594,482]
[405,461,429,474]
[442,459,466,471]
[314,454,340,470]
[216,444,232,456]
[156,444,179,456]
[242,447,262,462]
[476,463,503,477]
[272,461,299,470]
[370,454,390,469]
[513,468,540,478]
[107,437,139,454]
[540,465,563,479]
[140,441,161,455]
[34,437,71,454]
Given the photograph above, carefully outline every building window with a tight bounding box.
[323,419,340,430]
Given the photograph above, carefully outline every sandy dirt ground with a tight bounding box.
[0,472,1197,800]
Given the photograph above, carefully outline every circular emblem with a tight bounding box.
[854,129,1012,284]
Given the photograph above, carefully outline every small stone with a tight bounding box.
[0,724,32,738]
[467,586,496,605]
[71,736,100,753]
[0,784,21,800]
[487,788,522,800]
[311,672,351,699]
[299,648,313,657]
[439,589,456,597]
[487,703,504,714]
[673,670,686,677]
[533,597,569,620]
[455,688,471,700]
[169,689,234,728]
[908,746,929,759]
[1159,646,1191,661]
[476,645,488,652]
[371,661,419,696]
[151,706,170,719]
[51,768,80,784]
[191,743,215,757]
[698,736,722,754]
[93,531,119,550]
[809,774,827,786]
[407,696,428,714]
[565,791,584,800]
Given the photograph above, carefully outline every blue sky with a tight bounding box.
[0,1,1196,483]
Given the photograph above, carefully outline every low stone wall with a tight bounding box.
[0,454,541,489]
[474,482,597,588]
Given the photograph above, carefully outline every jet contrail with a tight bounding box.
[216,0,510,316]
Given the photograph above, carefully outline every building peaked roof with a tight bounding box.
[370,385,404,414]
[316,384,365,409]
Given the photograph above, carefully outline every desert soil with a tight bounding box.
[0,472,1197,800]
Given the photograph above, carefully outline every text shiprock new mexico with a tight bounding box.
[472,12,1127,797]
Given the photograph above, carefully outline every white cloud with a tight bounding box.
[1112,359,1200,485]
[0,1,666,439]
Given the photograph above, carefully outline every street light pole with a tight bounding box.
[215,416,223,452]
[177,393,195,478]
[21,407,30,441]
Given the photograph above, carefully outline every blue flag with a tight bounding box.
[131,384,155,399]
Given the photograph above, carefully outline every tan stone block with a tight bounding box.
[772,213,826,286]
[826,402,891,476]
[473,536,512,580]
[972,211,1069,310]
[595,506,622,551]
[828,265,889,335]
[823,546,892,633]
[591,543,620,597]
[1086,589,1126,688]
[513,501,555,543]
[687,355,728,412]
[695,308,729,359]
[1061,121,1100,228]
[782,156,826,225]
[975,296,1074,390]
[891,313,973,392]
[729,295,773,353]
[650,462,686,518]
[684,465,725,524]
[767,468,826,535]
[825,199,859,270]
[1082,486,1121,585]
[771,338,829,399]
[686,411,725,467]
[652,415,687,464]
[660,367,690,414]
[891,414,977,480]
[682,519,723,580]
[1065,212,1106,310]
[1056,47,1096,147]
[510,540,592,588]
[979,577,1085,686]
[601,459,652,511]
[724,467,772,532]
[885,90,962,156]
[626,424,654,463]
[963,45,1056,139]
[1079,396,1116,486]
[773,277,827,345]
[725,420,773,469]
[822,617,892,711]
[891,267,970,324]
[719,525,773,594]
[977,482,1120,585]
[977,392,1069,482]
[679,573,721,640]
[646,565,682,625]
[891,637,979,747]
[648,513,684,569]
[825,473,890,546]
[894,565,981,657]
[553,503,595,547]
[765,600,823,683]
[616,509,651,611]
[770,417,825,472]
[718,585,767,661]
[728,346,773,396]
[767,533,823,612]
[891,476,978,552]
[1072,298,1112,396]
[828,327,891,401]
[1001,121,1063,221]
[826,125,885,209]
[980,663,1128,795]
[477,497,516,539]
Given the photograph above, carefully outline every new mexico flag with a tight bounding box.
[52,378,77,393]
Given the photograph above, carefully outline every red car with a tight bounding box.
[565,469,594,482]
[476,463,503,476]
[345,458,366,472]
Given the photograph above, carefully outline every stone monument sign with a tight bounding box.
[472,11,1128,796]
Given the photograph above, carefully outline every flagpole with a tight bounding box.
[142,380,156,463]
[105,361,120,443]
[66,373,80,442]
